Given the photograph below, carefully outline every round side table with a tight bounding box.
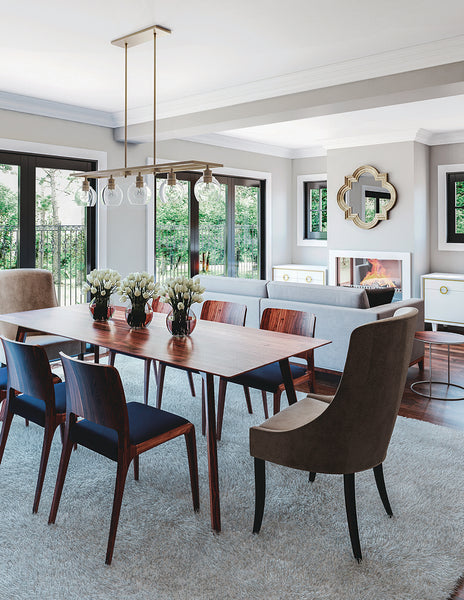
[411,331,464,400]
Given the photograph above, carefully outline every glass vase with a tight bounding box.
[166,308,197,337]
[125,301,153,329]
[89,297,114,322]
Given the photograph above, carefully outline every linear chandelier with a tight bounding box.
[72,25,223,207]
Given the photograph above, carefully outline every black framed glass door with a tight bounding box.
[155,172,265,282]
[0,150,97,305]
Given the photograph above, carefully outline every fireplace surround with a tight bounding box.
[329,250,411,300]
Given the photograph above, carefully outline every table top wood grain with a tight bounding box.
[0,305,331,378]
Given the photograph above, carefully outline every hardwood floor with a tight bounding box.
[309,343,464,600]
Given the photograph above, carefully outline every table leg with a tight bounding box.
[429,342,432,398]
[447,344,451,385]
[204,372,221,532]
[279,358,298,406]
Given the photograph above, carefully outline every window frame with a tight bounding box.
[303,180,327,241]
[154,171,266,281]
[446,171,464,244]
[297,173,328,247]
[437,163,464,251]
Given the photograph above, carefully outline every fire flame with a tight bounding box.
[360,259,395,288]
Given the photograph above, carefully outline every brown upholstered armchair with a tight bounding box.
[250,307,418,561]
[0,269,84,363]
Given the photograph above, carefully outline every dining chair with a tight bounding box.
[0,268,85,362]
[216,307,316,440]
[0,336,67,513]
[156,300,247,434]
[250,307,418,561]
[49,353,199,565]
[108,297,197,405]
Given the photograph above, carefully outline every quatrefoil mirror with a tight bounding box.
[337,165,397,229]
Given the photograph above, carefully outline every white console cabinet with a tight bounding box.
[421,273,464,331]
[272,264,327,285]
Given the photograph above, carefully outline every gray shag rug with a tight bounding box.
[0,355,463,600]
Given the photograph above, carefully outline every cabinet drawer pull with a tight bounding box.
[283,274,289,281]
[305,275,312,283]
[439,285,448,295]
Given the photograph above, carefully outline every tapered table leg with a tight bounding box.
[204,372,221,532]
[279,358,298,406]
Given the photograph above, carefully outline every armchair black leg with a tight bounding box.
[373,463,393,517]
[253,457,266,534]
[343,473,362,562]
[308,471,316,482]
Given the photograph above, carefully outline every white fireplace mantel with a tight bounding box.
[328,250,412,299]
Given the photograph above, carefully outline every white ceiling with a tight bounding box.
[1,0,464,154]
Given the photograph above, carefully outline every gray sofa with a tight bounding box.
[197,276,424,373]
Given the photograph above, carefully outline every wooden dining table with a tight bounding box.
[0,304,330,532]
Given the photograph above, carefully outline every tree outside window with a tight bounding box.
[304,181,327,240]
[446,172,464,243]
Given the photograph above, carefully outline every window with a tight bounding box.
[304,180,327,240]
[446,171,464,243]
[155,173,265,282]
[0,150,96,305]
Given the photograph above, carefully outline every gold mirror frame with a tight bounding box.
[336,165,397,230]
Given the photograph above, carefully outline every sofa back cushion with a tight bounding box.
[266,282,369,309]
[198,276,268,298]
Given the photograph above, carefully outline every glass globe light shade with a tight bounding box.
[194,173,221,202]
[159,177,184,203]
[102,177,123,206]
[128,175,152,206]
[74,184,97,207]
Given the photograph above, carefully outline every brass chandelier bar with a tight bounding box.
[72,25,223,185]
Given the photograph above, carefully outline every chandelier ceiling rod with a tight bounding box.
[71,25,223,189]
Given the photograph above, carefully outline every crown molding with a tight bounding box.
[0,91,116,128]
[181,133,294,158]
[426,129,464,146]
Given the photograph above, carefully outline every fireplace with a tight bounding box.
[329,250,411,301]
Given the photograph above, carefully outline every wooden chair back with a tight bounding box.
[152,297,172,315]
[1,336,55,405]
[60,353,128,435]
[260,307,315,357]
[200,300,247,326]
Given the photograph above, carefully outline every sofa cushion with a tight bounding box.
[266,282,369,309]
[198,276,268,298]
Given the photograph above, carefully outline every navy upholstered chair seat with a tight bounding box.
[10,382,66,427]
[72,402,189,461]
[231,362,307,394]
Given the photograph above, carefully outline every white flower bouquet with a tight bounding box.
[118,271,157,328]
[156,276,205,336]
[83,268,121,321]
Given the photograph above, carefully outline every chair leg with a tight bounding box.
[108,350,116,367]
[0,409,14,464]
[106,460,130,565]
[201,379,206,437]
[308,471,316,482]
[59,422,65,444]
[133,455,139,481]
[152,360,159,385]
[244,387,253,414]
[48,432,74,525]
[156,364,167,409]
[273,389,282,415]
[216,378,228,441]
[343,473,362,562]
[253,457,266,533]
[187,372,196,397]
[261,391,269,420]
[373,463,393,517]
[143,359,151,405]
[184,426,200,512]
[33,424,56,514]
